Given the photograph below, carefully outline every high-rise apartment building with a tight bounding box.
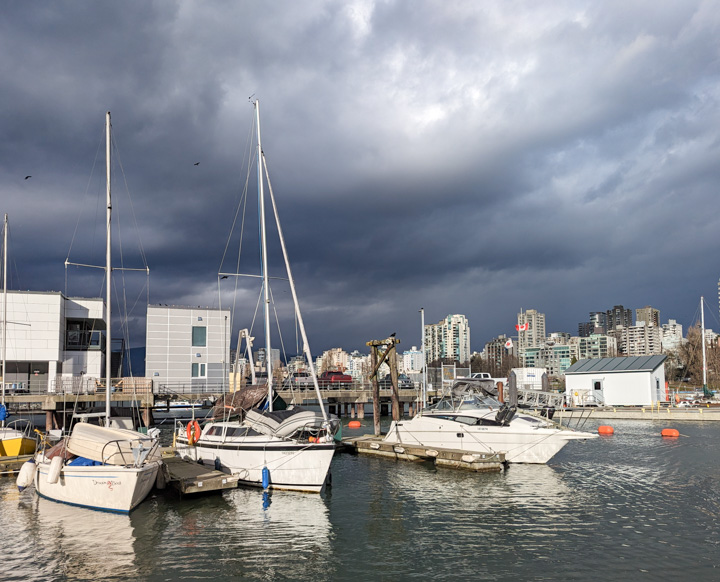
[570,334,618,359]
[424,314,471,364]
[661,319,684,352]
[517,309,545,366]
[614,322,663,356]
[606,305,633,331]
[517,309,546,350]
[402,346,424,373]
[636,306,660,327]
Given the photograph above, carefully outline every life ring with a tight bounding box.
[186,420,201,445]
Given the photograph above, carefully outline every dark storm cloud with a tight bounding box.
[2,1,720,354]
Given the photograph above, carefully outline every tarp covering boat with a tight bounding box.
[211,385,287,420]
[245,408,327,438]
[66,423,160,466]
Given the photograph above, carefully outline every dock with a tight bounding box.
[0,454,33,476]
[161,451,239,495]
[341,435,506,472]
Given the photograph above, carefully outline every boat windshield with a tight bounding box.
[430,392,501,412]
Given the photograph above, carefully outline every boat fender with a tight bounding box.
[155,463,167,490]
[186,420,201,446]
[0,404,7,422]
[16,458,36,492]
[262,466,270,490]
[47,455,63,484]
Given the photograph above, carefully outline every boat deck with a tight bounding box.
[341,435,506,472]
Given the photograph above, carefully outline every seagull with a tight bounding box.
[24,175,31,180]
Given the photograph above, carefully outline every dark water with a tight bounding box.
[1,418,719,581]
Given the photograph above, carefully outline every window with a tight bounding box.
[192,363,206,378]
[192,326,206,347]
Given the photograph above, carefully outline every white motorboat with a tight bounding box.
[175,100,337,493]
[26,112,161,512]
[384,379,597,463]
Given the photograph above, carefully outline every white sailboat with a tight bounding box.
[175,100,337,493]
[29,112,162,512]
[0,213,37,457]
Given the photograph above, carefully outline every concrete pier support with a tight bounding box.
[358,405,365,419]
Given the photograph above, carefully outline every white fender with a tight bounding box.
[47,455,63,484]
[16,458,36,491]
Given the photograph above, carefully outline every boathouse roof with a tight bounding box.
[564,355,666,375]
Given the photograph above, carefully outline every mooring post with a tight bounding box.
[370,344,381,435]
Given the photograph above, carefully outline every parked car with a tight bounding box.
[378,373,414,389]
[318,370,353,388]
[283,371,316,389]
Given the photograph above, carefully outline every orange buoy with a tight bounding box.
[597,425,614,435]
[661,428,680,437]
[348,420,362,429]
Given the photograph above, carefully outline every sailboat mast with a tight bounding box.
[105,111,112,427]
[255,101,273,410]
[701,296,707,392]
[1,214,6,425]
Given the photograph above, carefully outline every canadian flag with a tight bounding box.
[515,323,528,331]
[505,338,513,349]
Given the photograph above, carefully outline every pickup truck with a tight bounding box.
[318,370,353,388]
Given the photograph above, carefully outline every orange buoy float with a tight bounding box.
[187,420,201,445]
[661,428,680,438]
[597,425,614,435]
[348,420,362,429]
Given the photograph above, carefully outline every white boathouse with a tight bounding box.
[564,355,667,406]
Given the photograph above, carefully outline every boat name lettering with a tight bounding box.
[93,479,122,490]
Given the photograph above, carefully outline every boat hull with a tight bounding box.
[176,435,335,493]
[34,454,161,513]
[385,416,596,464]
[0,434,36,457]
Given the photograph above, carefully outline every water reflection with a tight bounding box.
[0,488,139,582]
[135,487,333,581]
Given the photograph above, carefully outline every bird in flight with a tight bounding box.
[194,162,200,166]
[24,175,31,179]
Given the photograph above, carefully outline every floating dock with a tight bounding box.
[0,454,33,476]
[341,435,506,472]
[162,452,239,495]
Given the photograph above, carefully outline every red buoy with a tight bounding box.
[597,425,614,435]
[348,420,362,429]
[661,428,680,437]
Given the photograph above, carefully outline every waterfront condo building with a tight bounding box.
[424,314,471,364]
[0,290,106,392]
[145,304,230,389]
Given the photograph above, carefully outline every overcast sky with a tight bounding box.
[2,1,720,356]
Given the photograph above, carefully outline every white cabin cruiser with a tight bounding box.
[176,406,338,493]
[384,379,596,463]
